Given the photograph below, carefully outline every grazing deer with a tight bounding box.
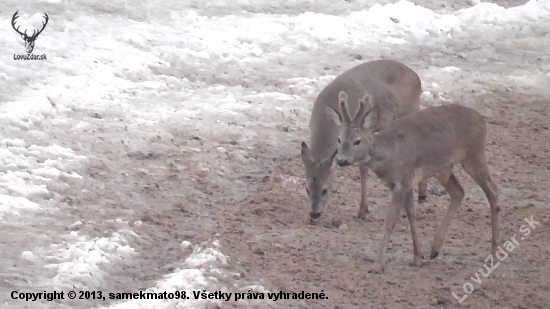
[327,93,500,273]
[301,59,428,223]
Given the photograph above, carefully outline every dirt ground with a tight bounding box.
[9,29,546,309]
[213,90,550,309]
[3,1,549,309]
[18,76,546,309]
[21,76,548,309]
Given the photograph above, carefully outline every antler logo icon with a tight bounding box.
[11,11,49,54]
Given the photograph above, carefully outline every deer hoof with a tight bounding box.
[368,263,384,274]
[409,258,424,267]
[430,251,439,259]
[356,212,375,222]
[418,195,427,204]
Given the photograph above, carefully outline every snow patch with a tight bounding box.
[31,227,136,289]
[99,242,271,309]
[0,140,87,220]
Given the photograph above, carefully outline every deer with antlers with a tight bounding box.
[12,11,49,54]
[327,92,500,273]
[301,60,431,224]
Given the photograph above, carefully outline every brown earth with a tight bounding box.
[55,84,548,309]
[214,90,550,309]
[7,66,545,309]
[29,85,549,309]
[2,1,548,308]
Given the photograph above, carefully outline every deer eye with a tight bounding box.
[321,189,328,195]
[354,140,361,145]
[337,138,341,144]
[306,188,310,195]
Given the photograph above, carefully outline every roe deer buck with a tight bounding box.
[301,59,428,223]
[327,93,500,273]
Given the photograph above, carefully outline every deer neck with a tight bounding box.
[358,134,376,166]
[363,133,389,179]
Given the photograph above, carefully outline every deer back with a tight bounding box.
[308,59,421,161]
[369,104,487,184]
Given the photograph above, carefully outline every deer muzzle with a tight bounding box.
[309,211,321,219]
[337,159,351,167]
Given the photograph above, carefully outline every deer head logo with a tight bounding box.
[11,11,49,54]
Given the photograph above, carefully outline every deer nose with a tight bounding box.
[337,159,350,167]
[310,212,321,219]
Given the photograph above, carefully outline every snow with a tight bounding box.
[0,137,86,218]
[32,227,137,289]
[100,242,272,309]
[1,0,549,308]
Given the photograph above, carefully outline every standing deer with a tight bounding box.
[327,94,500,273]
[301,59,428,223]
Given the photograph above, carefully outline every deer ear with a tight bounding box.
[325,106,342,126]
[301,141,309,155]
[301,141,314,161]
[321,149,338,170]
[301,142,317,172]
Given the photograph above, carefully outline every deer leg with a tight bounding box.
[358,163,370,220]
[430,171,464,259]
[403,189,423,267]
[369,186,406,274]
[462,158,500,257]
[417,180,428,203]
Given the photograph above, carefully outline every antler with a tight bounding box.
[351,94,374,123]
[11,11,49,39]
[338,91,352,125]
[11,11,26,36]
[30,13,49,39]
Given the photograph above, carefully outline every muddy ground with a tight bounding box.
[8,72,545,309]
[20,75,548,309]
[212,89,550,309]
[2,1,549,309]
[64,86,548,309]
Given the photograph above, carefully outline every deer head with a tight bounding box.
[12,11,49,54]
[326,91,377,167]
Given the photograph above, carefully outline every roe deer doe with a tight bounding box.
[327,93,500,273]
[301,59,428,223]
